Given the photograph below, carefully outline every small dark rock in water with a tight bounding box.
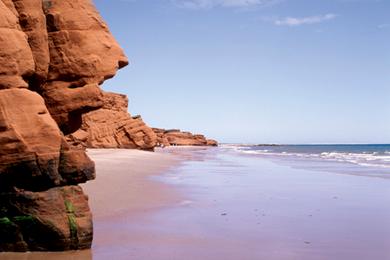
[304,241,311,244]
[333,196,339,199]
[221,213,228,216]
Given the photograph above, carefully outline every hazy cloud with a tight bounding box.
[172,0,281,9]
[378,23,390,29]
[273,13,337,26]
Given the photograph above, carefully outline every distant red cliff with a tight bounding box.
[67,92,218,150]
[153,128,218,147]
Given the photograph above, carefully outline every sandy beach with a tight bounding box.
[2,146,390,260]
[0,0,387,257]
[82,149,182,219]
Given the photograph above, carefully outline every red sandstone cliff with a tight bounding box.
[153,128,218,147]
[0,0,127,251]
[67,91,158,151]
[66,92,217,150]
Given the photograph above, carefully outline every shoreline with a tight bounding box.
[82,148,183,220]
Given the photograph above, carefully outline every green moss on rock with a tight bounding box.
[68,215,77,238]
[0,217,12,226]
[13,215,35,222]
[64,200,75,213]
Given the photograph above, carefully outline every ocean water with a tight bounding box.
[226,144,390,177]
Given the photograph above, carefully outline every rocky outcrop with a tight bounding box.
[39,0,128,134]
[0,186,92,251]
[65,91,218,149]
[66,92,157,151]
[153,128,171,147]
[0,89,95,192]
[153,128,218,147]
[0,0,127,251]
[206,139,219,146]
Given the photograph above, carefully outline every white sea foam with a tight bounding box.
[313,152,390,168]
[178,200,194,206]
[229,146,390,169]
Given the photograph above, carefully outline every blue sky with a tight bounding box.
[94,0,390,144]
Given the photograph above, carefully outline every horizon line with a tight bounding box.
[220,143,390,145]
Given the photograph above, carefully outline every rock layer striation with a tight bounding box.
[153,128,218,147]
[66,92,218,150]
[67,92,158,151]
[0,0,127,251]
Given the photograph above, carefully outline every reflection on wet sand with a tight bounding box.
[0,250,91,260]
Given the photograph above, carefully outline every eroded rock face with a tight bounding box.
[40,0,128,134]
[0,89,95,192]
[153,128,218,147]
[0,186,92,252]
[66,92,218,150]
[67,92,158,151]
[0,0,35,89]
[0,0,127,251]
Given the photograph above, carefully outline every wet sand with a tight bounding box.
[92,147,390,260]
[2,147,390,260]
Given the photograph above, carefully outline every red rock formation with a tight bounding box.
[206,139,218,146]
[153,128,218,147]
[0,0,127,251]
[0,186,92,251]
[67,93,218,149]
[81,92,157,150]
[0,0,217,252]
[0,89,95,191]
[0,0,35,89]
[67,92,157,151]
[153,128,171,147]
[40,0,128,134]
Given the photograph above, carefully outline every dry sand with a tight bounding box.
[82,149,182,219]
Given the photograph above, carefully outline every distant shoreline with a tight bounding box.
[221,143,390,146]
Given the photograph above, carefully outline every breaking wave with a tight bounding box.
[224,145,390,169]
